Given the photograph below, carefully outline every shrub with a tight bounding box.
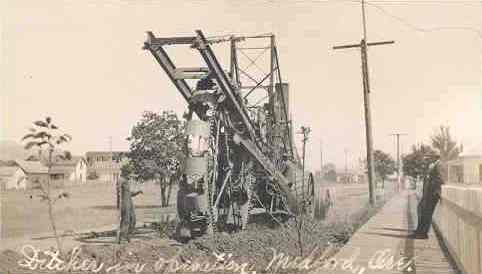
[87,171,99,180]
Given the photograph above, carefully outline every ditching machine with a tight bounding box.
[143,30,315,237]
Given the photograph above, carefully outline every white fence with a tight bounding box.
[433,184,482,274]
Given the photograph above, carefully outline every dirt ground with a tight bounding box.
[0,181,398,274]
[0,180,391,273]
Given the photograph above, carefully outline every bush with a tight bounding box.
[87,171,99,180]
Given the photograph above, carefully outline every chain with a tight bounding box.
[207,112,218,234]
[246,169,257,213]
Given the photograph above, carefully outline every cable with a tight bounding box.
[364,1,482,40]
[264,0,481,4]
[268,0,482,41]
[365,0,481,4]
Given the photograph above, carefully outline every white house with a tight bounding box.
[15,160,49,189]
[0,166,28,190]
[85,151,126,182]
[50,156,88,183]
[335,168,365,184]
[447,144,482,185]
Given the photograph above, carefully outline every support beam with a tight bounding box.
[194,30,258,145]
[143,32,194,102]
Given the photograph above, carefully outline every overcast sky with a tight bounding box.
[1,0,481,170]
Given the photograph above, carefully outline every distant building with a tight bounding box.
[0,166,27,190]
[15,160,49,189]
[85,151,127,182]
[49,156,88,184]
[447,145,482,184]
[335,168,365,184]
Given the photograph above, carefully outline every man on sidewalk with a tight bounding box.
[411,155,442,239]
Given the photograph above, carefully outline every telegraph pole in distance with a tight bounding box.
[320,139,323,178]
[333,0,394,206]
[299,126,311,206]
[344,148,348,174]
[390,133,407,191]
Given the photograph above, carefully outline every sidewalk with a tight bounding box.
[313,190,459,274]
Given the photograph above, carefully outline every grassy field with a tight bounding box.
[1,179,395,240]
[0,180,399,273]
[1,181,177,239]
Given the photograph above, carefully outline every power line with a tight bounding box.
[366,1,481,4]
[266,0,481,3]
[365,0,482,4]
[258,0,482,41]
[364,1,482,40]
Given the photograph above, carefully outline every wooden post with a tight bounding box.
[361,40,376,205]
[332,0,394,204]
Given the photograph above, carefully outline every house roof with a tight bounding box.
[86,151,127,156]
[0,166,20,177]
[50,156,85,167]
[459,142,482,158]
[15,160,48,174]
[88,162,122,171]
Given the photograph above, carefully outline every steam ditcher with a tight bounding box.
[143,30,316,236]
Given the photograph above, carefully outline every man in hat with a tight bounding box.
[411,155,442,239]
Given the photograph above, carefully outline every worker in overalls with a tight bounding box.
[411,156,442,239]
[119,177,143,242]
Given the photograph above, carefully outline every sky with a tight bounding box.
[1,0,481,171]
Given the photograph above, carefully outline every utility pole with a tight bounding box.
[333,0,394,206]
[320,139,323,178]
[390,133,406,191]
[298,126,311,211]
[344,148,348,174]
[109,136,119,209]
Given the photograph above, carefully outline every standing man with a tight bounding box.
[411,155,442,239]
[119,178,143,242]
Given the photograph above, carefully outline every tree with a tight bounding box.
[126,110,184,207]
[25,155,40,161]
[87,171,99,180]
[373,150,396,187]
[402,144,438,183]
[22,117,72,257]
[323,169,337,182]
[322,163,336,173]
[322,163,337,181]
[430,126,462,181]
